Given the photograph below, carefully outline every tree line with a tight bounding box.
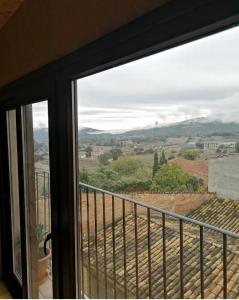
[80,150,206,193]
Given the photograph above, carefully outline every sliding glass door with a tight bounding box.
[21,100,53,298]
[1,101,53,298]
[0,76,78,298]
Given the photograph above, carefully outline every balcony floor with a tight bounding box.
[0,281,11,299]
[39,278,52,299]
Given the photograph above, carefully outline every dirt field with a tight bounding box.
[127,192,214,215]
[174,158,208,184]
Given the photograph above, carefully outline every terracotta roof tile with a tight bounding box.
[187,197,239,234]
[82,213,239,298]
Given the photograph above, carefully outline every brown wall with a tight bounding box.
[0,0,170,88]
[79,192,214,236]
[0,227,1,279]
[130,192,214,215]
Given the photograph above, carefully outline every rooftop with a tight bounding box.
[82,211,239,298]
[187,197,239,234]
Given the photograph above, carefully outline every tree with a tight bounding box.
[41,183,49,197]
[110,148,123,160]
[85,146,93,158]
[159,150,167,166]
[182,150,200,160]
[109,157,142,176]
[98,152,111,165]
[188,176,204,191]
[216,145,227,154]
[152,151,159,177]
[134,147,144,155]
[168,154,175,160]
[236,143,239,153]
[151,163,204,192]
[80,168,90,183]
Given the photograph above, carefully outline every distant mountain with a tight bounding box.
[79,118,239,141]
[34,128,49,143]
[33,118,239,143]
[121,118,239,139]
[174,117,212,125]
[79,127,104,137]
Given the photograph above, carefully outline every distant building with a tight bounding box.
[196,141,236,150]
[222,142,236,149]
[183,142,196,149]
[208,157,239,200]
[196,142,219,150]
[203,142,219,150]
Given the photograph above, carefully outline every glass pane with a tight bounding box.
[22,101,52,299]
[76,26,239,299]
[6,110,22,283]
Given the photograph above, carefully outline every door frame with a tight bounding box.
[0,108,23,298]
[0,78,77,298]
[0,0,239,298]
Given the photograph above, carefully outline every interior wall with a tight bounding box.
[0,226,2,279]
[0,0,170,88]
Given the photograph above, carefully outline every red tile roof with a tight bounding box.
[82,213,239,298]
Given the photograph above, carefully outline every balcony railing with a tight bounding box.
[35,169,51,233]
[78,183,239,299]
[34,169,239,299]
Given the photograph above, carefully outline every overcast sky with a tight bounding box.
[33,25,239,130]
[76,25,239,131]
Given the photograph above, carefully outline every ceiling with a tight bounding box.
[0,0,23,30]
[0,0,170,87]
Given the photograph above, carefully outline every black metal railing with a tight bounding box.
[78,182,239,299]
[35,169,51,233]
[33,170,239,299]
[35,169,52,283]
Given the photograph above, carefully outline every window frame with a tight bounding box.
[0,0,239,298]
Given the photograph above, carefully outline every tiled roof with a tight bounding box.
[187,197,239,234]
[82,214,239,299]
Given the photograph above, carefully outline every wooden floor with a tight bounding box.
[0,282,11,299]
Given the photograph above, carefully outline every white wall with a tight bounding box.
[208,157,239,200]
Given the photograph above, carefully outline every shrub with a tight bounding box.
[109,157,143,176]
[182,150,200,160]
[151,163,204,192]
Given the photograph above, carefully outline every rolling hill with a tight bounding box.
[33,118,239,143]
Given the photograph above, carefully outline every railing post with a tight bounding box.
[179,219,184,299]
[112,195,117,299]
[199,226,204,299]
[86,187,91,298]
[147,208,152,299]
[162,213,167,299]
[43,172,46,232]
[79,187,85,298]
[223,234,227,299]
[102,192,108,299]
[134,204,139,299]
[36,172,39,224]
[93,190,99,298]
[122,199,127,298]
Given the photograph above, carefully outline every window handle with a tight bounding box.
[44,232,53,256]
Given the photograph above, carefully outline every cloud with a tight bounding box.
[32,101,49,128]
[37,26,239,130]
